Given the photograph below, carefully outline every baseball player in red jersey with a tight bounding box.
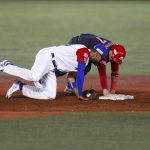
[0,44,105,100]
[65,33,126,96]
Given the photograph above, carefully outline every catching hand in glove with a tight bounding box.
[82,89,97,100]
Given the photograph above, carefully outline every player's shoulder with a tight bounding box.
[67,44,89,54]
[68,44,87,49]
[76,45,89,54]
[76,46,90,62]
[57,44,86,51]
[76,46,90,64]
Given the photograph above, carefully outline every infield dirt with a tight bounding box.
[0,75,150,119]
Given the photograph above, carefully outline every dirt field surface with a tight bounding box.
[0,75,150,119]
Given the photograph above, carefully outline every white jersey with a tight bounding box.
[45,44,89,72]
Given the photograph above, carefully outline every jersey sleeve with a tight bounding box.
[76,48,90,64]
[76,62,85,96]
[111,62,119,90]
[97,64,107,89]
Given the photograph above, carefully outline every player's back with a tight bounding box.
[50,44,87,72]
[78,33,114,49]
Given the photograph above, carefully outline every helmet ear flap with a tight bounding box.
[119,56,124,60]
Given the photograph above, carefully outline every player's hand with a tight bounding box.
[103,89,110,96]
[78,96,89,101]
[110,89,116,94]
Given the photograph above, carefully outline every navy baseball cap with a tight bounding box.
[93,44,108,59]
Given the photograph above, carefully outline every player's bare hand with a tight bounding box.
[103,89,110,96]
[78,96,89,101]
[110,89,116,94]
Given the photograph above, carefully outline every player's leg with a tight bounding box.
[22,71,57,99]
[6,71,57,100]
[1,48,54,82]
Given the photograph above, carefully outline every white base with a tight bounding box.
[99,94,134,100]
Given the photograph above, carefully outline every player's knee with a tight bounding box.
[31,73,41,82]
[44,90,56,100]
[48,93,56,100]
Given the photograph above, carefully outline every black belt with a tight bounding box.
[51,53,57,68]
[51,53,67,77]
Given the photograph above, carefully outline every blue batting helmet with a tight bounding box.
[93,44,108,59]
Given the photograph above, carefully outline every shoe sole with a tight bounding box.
[5,84,18,99]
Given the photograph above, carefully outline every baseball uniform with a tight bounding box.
[3,44,90,99]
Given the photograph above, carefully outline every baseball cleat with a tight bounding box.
[5,80,22,99]
[64,85,74,95]
[0,60,13,72]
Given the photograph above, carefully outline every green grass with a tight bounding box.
[0,112,150,150]
[0,1,150,74]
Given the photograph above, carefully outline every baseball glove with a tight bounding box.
[82,89,97,100]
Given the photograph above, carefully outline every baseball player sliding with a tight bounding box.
[0,44,107,100]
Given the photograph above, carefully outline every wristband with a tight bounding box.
[68,82,76,89]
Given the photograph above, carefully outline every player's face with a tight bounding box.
[90,51,101,63]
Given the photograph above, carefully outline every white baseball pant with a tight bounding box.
[4,48,57,100]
